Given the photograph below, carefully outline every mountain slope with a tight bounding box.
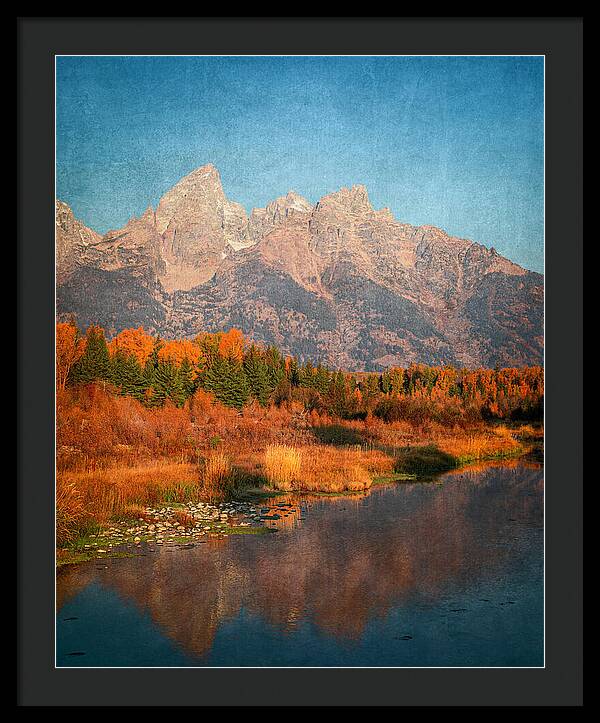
[56,164,543,369]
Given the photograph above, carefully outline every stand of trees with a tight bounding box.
[56,322,544,421]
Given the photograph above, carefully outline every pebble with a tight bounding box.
[75,498,289,561]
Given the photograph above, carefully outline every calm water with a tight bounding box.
[56,461,543,667]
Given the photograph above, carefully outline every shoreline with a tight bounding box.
[57,442,540,569]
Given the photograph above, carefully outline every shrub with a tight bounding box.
[394,445,457,476]
[374,397,431,425]
[312,424,365,446]
[264,445,302,491]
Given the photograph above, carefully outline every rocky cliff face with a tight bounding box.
[56,200,103,284]
[56,163,543,369]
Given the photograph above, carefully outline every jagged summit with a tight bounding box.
[155,163,226,233]
[316,184,373,216]
[56,164,542,369]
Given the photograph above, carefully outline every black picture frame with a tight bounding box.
[18,17,582,707]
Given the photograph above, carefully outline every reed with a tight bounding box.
[56,478,85,545]
[264,445,302,491]
[435,426,521,464]
[57,461,199,533]
[55,384,537,550]
[201,451,233,502]
[264,444,394,493]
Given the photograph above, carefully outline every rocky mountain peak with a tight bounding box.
[317,184,373,216]
[248,191,312,243]
[55,200,103,284]
[284,190,313,209]
[266,191,312,220]
[56,198,74,225]
[56,165,543,369]
[155,163,227,235]
[139,206,156,224]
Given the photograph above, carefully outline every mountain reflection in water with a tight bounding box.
[57,462,543,667]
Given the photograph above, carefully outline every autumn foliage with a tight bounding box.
[107,326,155,367]
[158,339,203,368]
[56,321,84,391]
[55,323,543,545]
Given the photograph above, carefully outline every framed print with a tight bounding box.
[18,17,582,707]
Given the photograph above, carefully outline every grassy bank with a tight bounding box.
[57,421,532,556]
[56,329,543,562]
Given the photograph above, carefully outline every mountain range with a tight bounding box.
[56,163,543,370]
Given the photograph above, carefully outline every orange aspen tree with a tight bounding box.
[158,339,202,367]
[56,322,84,390]
[107,327,155,367]
[218,328,245,361]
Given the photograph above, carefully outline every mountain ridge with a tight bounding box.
[56,163,543,370]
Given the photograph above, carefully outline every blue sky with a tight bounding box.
[56,56,544,272]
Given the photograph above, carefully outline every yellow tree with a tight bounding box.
[107,327,155,367]
[56,321,84,390]
[218,328,245,361]
[158,339,203,368]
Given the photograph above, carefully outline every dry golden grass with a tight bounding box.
[434,426,522,463]
[56,478,85,545]
[56,385,538,547]
[264,444,394,493]
[201,451,233,502]
[264,445,302,491]
[120,503,152,522]
[514,423,544,439]
[57,461,199,532]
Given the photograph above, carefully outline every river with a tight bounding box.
[56,460,543,667]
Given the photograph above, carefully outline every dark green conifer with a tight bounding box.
[287,358,301,387]
[380,372,392,394]
[264,346,285,392]
[178,357,197,400]
[70,326,110,384]
[299,361,315,388]
[143,337,163,388]
[243,346,271,406]
[314,364,331,395]
[202,356,249,409]
[152,361,185,407]
[110,351,148,402]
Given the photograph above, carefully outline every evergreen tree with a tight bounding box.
[287,358,301,387]
[380,372,392,394]
[389,368,405,396]
[327,371,350,418]
[314,364,331,395]
[143,337,163,389]
[109,351,148,402]
[264,346,286,392]
[109,350,127,388]
[243,347,271,406]
[70,325,110,384]
[178,357,197,400]
[151,361,185,407]
[202,356,250,409]
[299,361,315,388]
[365,374,380,397]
